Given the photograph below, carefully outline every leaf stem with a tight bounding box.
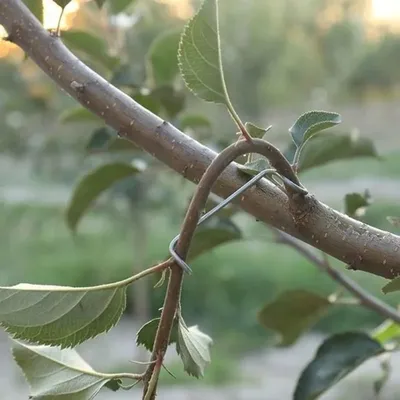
[226,103,252,142]
[275,230,400,324]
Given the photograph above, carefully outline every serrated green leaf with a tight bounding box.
[59,107,100,124]
[285,133,378,173]
[382,276,400,294]
[344,190,372,218]
[258,290,331,347]
[147,29,181,86]
[66,162,143,232]
[372,319,400,344]
[294,332,385,400]
[151,86,185,119]
[136,318,178,351]
[94,0,107,8]
[237,158,270,177]
[23,0,44,24]
[178,0,229,104]
[289,110,342,148]
[387,216,400,227]
[180,114,211,132]
[13,340,123,399]
[108,0,136,14]
[176,317,212,378]
[0,283,126,347]
[62,30,119,71]
[188,218,242,260]
[54,0,72,8]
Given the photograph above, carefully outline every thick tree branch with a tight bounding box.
[1,0,400,279]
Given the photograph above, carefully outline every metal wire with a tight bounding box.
[168,168,273,274]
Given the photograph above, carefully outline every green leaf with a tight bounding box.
[13,340,123,399]
[23,0,44,24]
[178,0,229,104]
[94,0,107,8]
[53,0,72,8]
[85,127,137,153]
[147,29,181,86]
[382,276,400,294]
[244,122,271,139]
[344,190,372,218]
[136,318,178,351]
[372,319,400,344]
[286,133,378,173]
[108,0,136,14]
[189,218,242,260]
[289,110,341,148]
[111,64,141,88]
[180,114,211,132]
[237,158,269,177]
[294,332,385,400]
[151,86,185,119]
[66,162,143,232]
[258,290,331,347]
[387,216,400,227]
[0,283,126,347]
[59,107,100,124]
[133,92,161,115]
[62,30,119,71]
[176,316,213,378]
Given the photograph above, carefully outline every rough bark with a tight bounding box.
[1,0,400,280]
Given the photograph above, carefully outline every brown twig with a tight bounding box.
[274,229,400,324]
[142,139,302,398]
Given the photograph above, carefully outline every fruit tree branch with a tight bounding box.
[1,0,400,280]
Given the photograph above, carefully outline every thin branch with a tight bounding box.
[275,230,400,324]
[143,140,298,398]
[0,0,400,280]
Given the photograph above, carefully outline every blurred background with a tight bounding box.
[1,0,400,398]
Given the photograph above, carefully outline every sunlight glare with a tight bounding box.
[372,0,400,20]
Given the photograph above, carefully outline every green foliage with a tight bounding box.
[53,0,72,8]
[147,29,181,86]
[372,319,400,345]
[176,316,213,378]
[0,283,126,347]
[62,30,120,71]
[136,317,178,351]
[85,127,137,153]
[258,290,332,346]
[13,340,124,399]
[381,276,400,294]
[180,114,212,132]
[66,162,143,232]
[178,0,229,104]
[294,332,385,400]
[289,111,342,148]
[289,133,378,173]
[59,107,101,124]
[23,0,43,24]
[344,190,372,218]
[108,0,136,14]
[189,218,242,260]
